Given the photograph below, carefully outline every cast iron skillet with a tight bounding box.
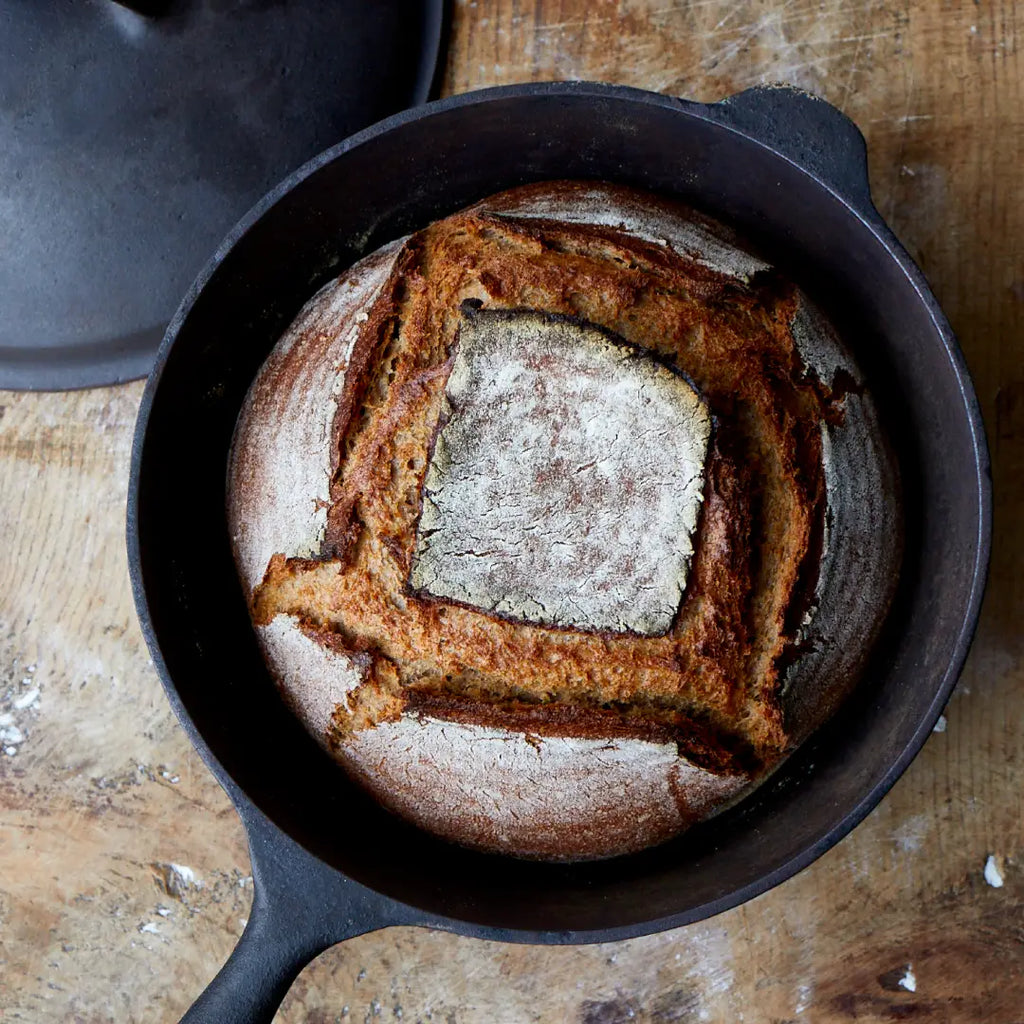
[127,83,991,1023]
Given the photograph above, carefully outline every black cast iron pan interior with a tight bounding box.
[127,83,991,1021]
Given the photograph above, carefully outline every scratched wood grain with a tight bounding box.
[1,1,1022,1021]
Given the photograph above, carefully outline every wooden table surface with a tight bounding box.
[2,2,1022,1021]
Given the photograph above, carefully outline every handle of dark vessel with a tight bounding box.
[179,884,326,1024]
[179,805,407,1024]
[702,85,880,225]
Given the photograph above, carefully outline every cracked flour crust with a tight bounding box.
[411,309,711,635]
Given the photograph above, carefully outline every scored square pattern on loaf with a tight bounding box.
[409,308,711,635]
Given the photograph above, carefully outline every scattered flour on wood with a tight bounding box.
[169,863,198,887]
[154,862,203,900]
[13,687,39,710]
[892,812,932,853]
[1,676,42,753]
[0,724,24,747]
[898,966,917,992]
[795,984,814,1014]
[984,855,1005,888]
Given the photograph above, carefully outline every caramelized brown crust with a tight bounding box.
[250,182,842,775]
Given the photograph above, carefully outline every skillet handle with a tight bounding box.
[180,804,412,1024]
[180,884,325,1024]
[701,86,880,224]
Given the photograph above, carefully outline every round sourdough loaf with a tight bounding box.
[227,182,900,861]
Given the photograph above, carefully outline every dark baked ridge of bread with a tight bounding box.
[250,182,842,775]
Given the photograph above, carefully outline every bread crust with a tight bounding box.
[227,239,404,594]
[227,182,900,860]
[410,306,712,636]
[255,614,746,860]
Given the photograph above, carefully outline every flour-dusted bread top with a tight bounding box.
[228,181,900,861]
[254,614,746,860]
[480,181,772,281]
[411,308,711,635]
[227,240,404,594]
